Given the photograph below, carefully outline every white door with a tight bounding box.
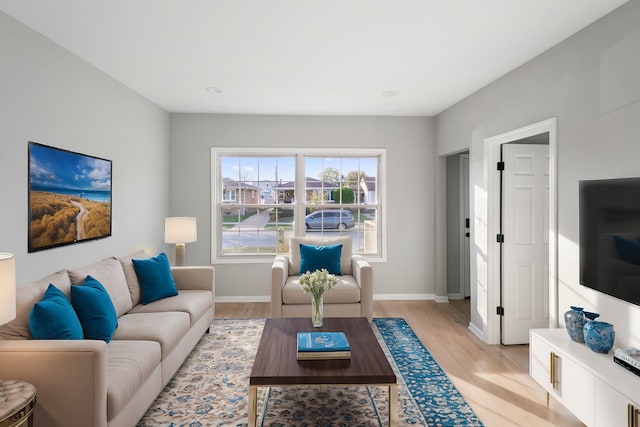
[502,143,549,345]
[459,154,471,298]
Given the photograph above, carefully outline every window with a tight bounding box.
[211,148,384,261]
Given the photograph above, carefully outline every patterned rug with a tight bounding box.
[138,318,482,427]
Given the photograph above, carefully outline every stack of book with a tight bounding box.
[296,331,351,360]
[613,347,640,377]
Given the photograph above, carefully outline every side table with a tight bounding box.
[0,380,36,427]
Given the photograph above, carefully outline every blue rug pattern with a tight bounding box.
[374,318,483,426]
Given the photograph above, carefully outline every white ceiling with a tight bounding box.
[0,0,628,116]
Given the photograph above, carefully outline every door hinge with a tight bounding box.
[497,306,504,316]
[496,234,504,243]
[497,161,505,171]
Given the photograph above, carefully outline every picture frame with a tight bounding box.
[28,141,112,252]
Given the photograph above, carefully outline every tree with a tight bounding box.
[344,170,366,186]
[332,187,355,204]
[319,167,340,184]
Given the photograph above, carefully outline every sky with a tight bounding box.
[29,143,111,191]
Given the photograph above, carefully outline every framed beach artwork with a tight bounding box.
[28,141,112,252]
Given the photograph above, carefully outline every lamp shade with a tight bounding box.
[164,217,197,244]
[0,252,16,325]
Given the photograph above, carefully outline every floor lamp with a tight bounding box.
[164,217,197,266]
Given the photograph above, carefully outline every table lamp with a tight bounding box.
[0,253,16,325]
[164,217,197,266]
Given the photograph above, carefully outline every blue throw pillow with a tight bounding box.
[132,252,179,304]
[299,243,343,275]
[71,275,118,342]
[29,284,84,340]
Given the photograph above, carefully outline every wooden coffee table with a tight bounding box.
[249,317,398,426]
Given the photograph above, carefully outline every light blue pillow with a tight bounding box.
[29,284,84,340]
[132,252,179,304]
[299,243,343,275]
[71,275,118,342]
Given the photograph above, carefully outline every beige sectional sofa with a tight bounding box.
[0,254,215,427]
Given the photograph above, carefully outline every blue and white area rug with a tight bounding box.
[138,318,482,427]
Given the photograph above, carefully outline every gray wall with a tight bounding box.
[169,114,437,299]
[0,11,170,284]
[436,0,640,346]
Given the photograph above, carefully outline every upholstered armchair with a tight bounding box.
[271,236,373,321]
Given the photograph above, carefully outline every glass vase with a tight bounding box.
[311,294,323,327]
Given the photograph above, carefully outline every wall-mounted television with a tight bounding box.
[580,177,640,306]
[28,141,112,252]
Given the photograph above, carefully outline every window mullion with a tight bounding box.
[294,153,306,236]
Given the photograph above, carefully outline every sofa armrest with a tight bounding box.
[352,255,373,322]
[171,266,215,292]
[0,339,108,427]
[271,255,289,318]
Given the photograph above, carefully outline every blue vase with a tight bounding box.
[584,319,615,353]
[564,306,585,343]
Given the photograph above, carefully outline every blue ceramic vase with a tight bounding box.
[583,317,615,354]
[564,306,585,343]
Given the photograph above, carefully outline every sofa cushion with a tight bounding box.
[68,258,133,317]
[0,270,70,340]
[117,250,147,306]
[289,236,352,276]
[282,275,361,305]
[71,276,118,342]
[128,290,213,326]
[29,284,84,340]
[132,253,179,304]
[299,243,343,275]
[112,312,190,359]
[106,340,161,420]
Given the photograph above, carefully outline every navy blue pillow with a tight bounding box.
[71,275,118,342]
[299,243,343,275]
[29,284,84,340]
[132,252,179,304]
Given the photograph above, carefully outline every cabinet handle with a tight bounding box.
[549,352,557,387]
[628,404,634,427]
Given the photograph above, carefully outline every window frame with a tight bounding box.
[211,147,386,264]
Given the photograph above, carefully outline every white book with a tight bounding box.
[614,348,640,369]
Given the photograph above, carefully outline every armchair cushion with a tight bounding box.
[299,243,343,275]
[282,275,361,304]
[289,236,352,276]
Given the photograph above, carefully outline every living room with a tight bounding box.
[0,1,639,425]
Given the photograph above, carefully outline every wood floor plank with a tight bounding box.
[215,300,585,427]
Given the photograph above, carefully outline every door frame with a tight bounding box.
[484,118,558,345]
[459,153,470,299]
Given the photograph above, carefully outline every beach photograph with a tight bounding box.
[28,142,111,252]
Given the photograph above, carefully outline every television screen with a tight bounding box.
[580,177,640,306]
[28,141,112,252]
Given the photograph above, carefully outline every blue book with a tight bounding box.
[297,331,350,352]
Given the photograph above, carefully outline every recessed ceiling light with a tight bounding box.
[382,90,399,97]
[206,86,222,94]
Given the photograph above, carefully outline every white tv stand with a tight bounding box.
[530,329,640,426]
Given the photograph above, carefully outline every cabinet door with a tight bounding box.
[530,334,553,393]
[561,355,594,426]
[595,377,639,427]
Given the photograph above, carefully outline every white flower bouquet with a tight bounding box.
[299,268,338,326]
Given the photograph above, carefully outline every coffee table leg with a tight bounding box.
[249,385,257,427]
[389,384,398,427]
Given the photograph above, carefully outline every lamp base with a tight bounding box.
[175,243,186,266]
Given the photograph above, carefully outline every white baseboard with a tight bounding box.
[217,294,440,303]
[447,293,462,300]
[216,296,271,303]
[468,322,484,342]
[373,293,435,301]
[434,295,449,303]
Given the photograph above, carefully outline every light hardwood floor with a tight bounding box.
[215,300,585,427]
